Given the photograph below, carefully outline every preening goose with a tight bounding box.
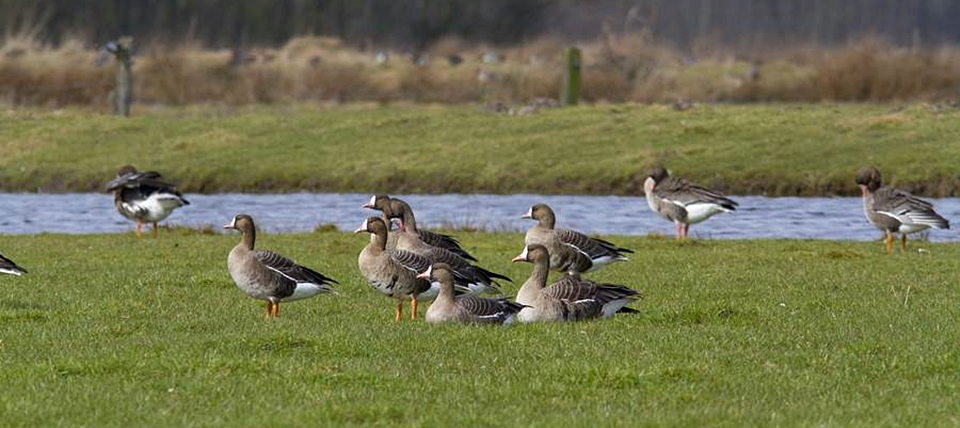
[855,167,950,253]
[522,203,631,274]
[511,245,640,323]
[225,214,337,318]
[362,194,476,261]
[418,263,526,325]
[105,165,190,238]
[643,165,737,240]
[0,252,27,276]
[356,217,434,322]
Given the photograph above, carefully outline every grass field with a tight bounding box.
[3,103,960,196]
[0,230,957,427]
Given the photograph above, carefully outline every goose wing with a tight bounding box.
[655,176,737,210]
[0,252,27,276]
[555,228,633,259]
[254,250,337,286]
[873,187,950,229]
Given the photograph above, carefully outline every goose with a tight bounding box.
[417,263,526,325]
[362,194,476,261]
[522,203,631,274]
[511,245,639,323]
[105,165,190,238]
[643,164,738,240]
[0,252,27,276]
[855,166,950,253]
[356,217,434,322]
[366,198,507,294]
[224,214,337,317]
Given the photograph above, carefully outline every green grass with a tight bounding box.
[2,103,960,196]
[0,230,957,427]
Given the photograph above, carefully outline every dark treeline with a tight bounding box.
[4,0,960,49]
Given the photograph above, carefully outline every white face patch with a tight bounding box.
[425,265,433,278]
[359,218,368,231]
[519,245,529,260]
[369,195,377,206]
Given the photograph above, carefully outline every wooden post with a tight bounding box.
[108,37,133,117]
[560,47,581,106]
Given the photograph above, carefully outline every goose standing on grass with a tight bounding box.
[417,263,526,325]
[0,252,27,276]
[224,214,337,318]
[356,217,434,322]
[643,164,738,240]
[105,165,190,238]
[522,203,632,274]
[855,166,950,253]
[362,194,476,260]
[367,198,508,294]
[511,245,640,323]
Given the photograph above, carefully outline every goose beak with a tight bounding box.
[416,265,432,279]
[512,245,529,262]
[520,208,532,219]
[361,195,376,209]
[223,218,237,230]
[353,218,369,234]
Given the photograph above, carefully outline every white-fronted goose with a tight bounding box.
[0,252,27,276]
[643,165,738,240]
[105,165,190,238]
[417,263,526,325]
[362,194,476,261]
[855,167,950,253]
[522,203,632,274]
[225,214,337,317]
[356,217,434,322]
[511,245,639,323]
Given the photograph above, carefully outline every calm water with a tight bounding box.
[1,193,959,241]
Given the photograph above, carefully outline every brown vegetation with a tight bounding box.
[2,34,960,108]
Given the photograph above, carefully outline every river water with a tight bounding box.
[1,193,958,241]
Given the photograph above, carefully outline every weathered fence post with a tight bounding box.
[560,46,581,106]
[107,37,133,117]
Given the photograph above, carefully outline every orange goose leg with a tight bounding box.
[272,301,280,317]
[900,234,908,253]
[675,223,682,241]
[136,220,143,238]
[153,222,159,238]
[410,297,418,320]
[885,232,894,254]
[264,301,273,317]
[394,301,403,323]
[683,223,690,240]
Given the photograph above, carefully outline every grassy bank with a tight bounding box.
[3,103,960,196]
[0,231,957,427]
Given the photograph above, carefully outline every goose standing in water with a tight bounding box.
[511,245,640,323]
[417,263,526,325]
[643,165,737,240]
[225,214,337,318]
[356,217,434,322]
[362,194,476,260]
[855,166,950,253]
[522,203,632,274]
[105,165,190,238]
[0,252,27,276]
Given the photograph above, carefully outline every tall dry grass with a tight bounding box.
[1,34,959,108]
